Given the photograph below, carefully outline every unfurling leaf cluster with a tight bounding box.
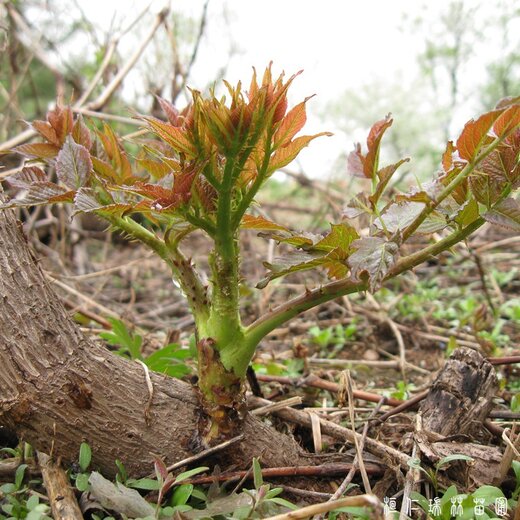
[2,65,520,319]
[2,65,329,244]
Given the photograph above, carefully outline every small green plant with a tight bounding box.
[99,318,193,378]
[71,441,92,492]
[172,458,297,519]
[2,66,520,442]
[309,322,358,357]
[390,380,416,401]
[99,318,143,360]
[0,464,51,520]
[408,454,474,496]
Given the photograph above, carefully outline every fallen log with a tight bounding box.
[0,206,308,477]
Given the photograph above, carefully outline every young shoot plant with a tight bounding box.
[2,65,520,441]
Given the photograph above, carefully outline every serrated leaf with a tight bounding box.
[91,156,118,181]
[376,202,425,233]
[347,115,393,179]
[0,182,74,209]
[469,172,507,208]
[370,158,409,206]
[312,223,358,252]
[442,140,456,172]
[96,123,133,182]
[258,228,317,248]
[364,115,393,178]
[483,198,520,231]
[493,104,520,137]
[456,110,502,161]
[144,117,197,158]
[477,142,520,185]
[14,142,60,159]
[137,158,173,179]
[258,251,324,288]
[241,214,289,231]
[31,120,59,145]
[267,133,332,174]
[258,224,357,287]
[347,236,399,291]
[72,114,92,150]
[342,192,371,219]
[156,96,180,125]
[454,197,479,227]
[47,105,74,143]
[7,166,46,188]
[56,135,92,189]
[346,144,365,177]
[73,188,132,217]
[273,97,311,149]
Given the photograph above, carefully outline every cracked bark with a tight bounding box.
[0,206,306,477]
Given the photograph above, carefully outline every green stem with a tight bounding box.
[402,134,506,241]
[245,217,485,346]
[107,215,209,325]
[231,136,273,229]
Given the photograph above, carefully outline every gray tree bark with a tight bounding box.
[0,206,305,477]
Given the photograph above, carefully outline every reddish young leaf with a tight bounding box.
[56,136,92,189]
[482,198,520,231]
[144,117,197,158]
[91,157,118,182]
[272,97,313,149]
[456,110,501,161]
[369,158,410,207]
[72,114,92,150]
[96,124,133,182]
[14,142,60,159]
[267,133,332,174]
[195,177,217,211]
[493,104,520,138]
[441,141,455,172]
[7,166,46,188]
[154,457,169,482]
[241,214,289,232]
[469,171,507,208]
[47,105,74,144]
[31,120,59,146]
[156,96,180,126]
[0,182,74,209]
[73,188,132,217]
[346,144,365,178]
[137,158,174,179]
[347,115,393,179]
[363,115,393,179]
